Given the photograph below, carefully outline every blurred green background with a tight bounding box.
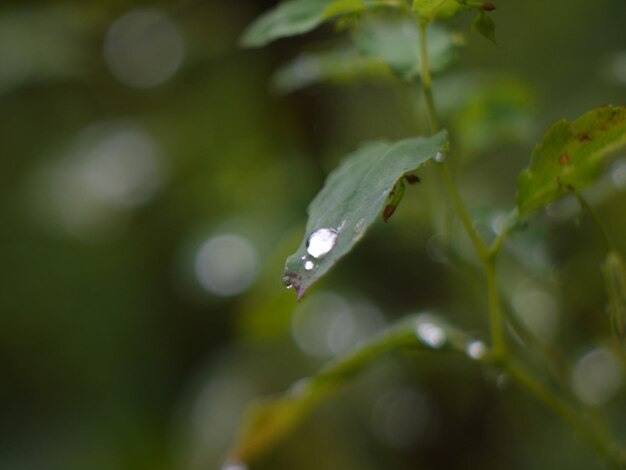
[1,1,626,469]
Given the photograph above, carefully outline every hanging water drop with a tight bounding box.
[416,320,446,348]
[304,260,315,271]
[306,228,338,258]
[434,151,445,163]
[466,340,487,360]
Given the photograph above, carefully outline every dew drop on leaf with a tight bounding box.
[306,228,338,258]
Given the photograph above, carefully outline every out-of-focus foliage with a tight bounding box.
[1,1,626,470]
[517,105,626,215]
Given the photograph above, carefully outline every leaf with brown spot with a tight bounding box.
[516,105,626,215]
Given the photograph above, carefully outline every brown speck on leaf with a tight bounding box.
[578,132,592,143]
[559,154,570,165]
[481,1,496,11]
[404,174,421,185]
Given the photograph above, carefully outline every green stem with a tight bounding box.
[419,20,439,134]
[437,163,491,260]
[418,20,495,341]
[486,260,506,357]
[417,20,626,467]
[418,21,490,261]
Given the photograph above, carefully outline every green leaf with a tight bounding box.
[352,18,458,82]
[603,251,626,344]
[227,313,482,465]
[471,11,496,44]
[271,44,391,94]
[241,0,331,48]
[283,131,448,300]
[241,0,405,48]
[413,0,461,21]
[516,105,626,215]
[451,75,536,155]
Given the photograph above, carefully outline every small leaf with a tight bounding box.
[383,179,406,222]
[516,105,626,215]
[413,0,461,21]
[603,251,626,343]
[471,11,496,44]
[271,44,391,94]
[284,131,448,299]
[352,17,458,82]
[227,313,479,465]
[241,0,405,48]
[451,75,536,156]
[241,0,330,48]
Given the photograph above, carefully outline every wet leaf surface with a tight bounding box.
[284,131,448,299]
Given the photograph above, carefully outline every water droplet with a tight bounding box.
[222,462,248,470]
[304,260,315,271]
[416,319,446,348]
[466,340,487,360]
[306,228,338,258]
[434,151,445,163]
[353,218,366,242]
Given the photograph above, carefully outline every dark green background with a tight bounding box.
[1,1,626,469]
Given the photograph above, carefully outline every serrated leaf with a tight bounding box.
[241,0,404,48]
[352,18,458,82]
[283,131,448,300]
[413,0,461,21]
[471,11,496,44]
[271,45,391,94]
[227,313,479,465]
[516,105,626,215]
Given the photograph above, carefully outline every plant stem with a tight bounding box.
[416,21,626,466]
[437,162,491,260]
[418,20,497,342]
[418,20,439,134]
[486,259,505,357]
